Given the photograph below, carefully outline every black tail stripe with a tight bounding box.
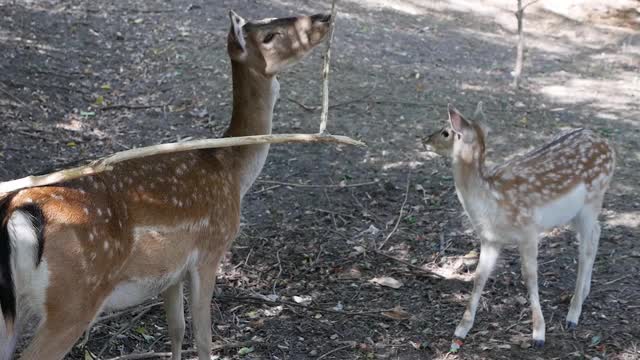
[19,204,46,266]
[0,197,46,327]
[0,194,17,325]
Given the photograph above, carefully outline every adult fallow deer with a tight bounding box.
[0,10,331,360]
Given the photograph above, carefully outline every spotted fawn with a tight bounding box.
[423,103,615,349]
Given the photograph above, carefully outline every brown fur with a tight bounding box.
[5,11,331,360]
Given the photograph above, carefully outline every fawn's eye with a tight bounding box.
[441,130,449,138]
[263,33,276,44]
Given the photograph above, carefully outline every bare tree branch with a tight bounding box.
[512,0,525,87]
[318,0,339,134]
[522,0,541,11]
[0,133,365,196]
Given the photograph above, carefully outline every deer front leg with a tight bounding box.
[451,242,500,352]
[518,236,545,348]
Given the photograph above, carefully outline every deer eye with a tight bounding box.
[441,130,449,138]
[263,33,276,44]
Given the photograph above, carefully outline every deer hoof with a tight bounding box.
[566,321,577,330]
[449,337,464,353]
[532,339,545,349]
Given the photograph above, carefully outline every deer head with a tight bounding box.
[423,102,487,161]
[227,11,332,76]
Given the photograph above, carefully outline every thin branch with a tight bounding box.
[0,84,27,106]
[317,343,354,360]
[0,133,365,196]
[378,171,411,250]
[601,274,632,286]
[511,0,540,87]
[522,0,541,11]
[255,179,378,189]
[95,301,163,323]
[216,295,387,319]
[100,104,166,111]
[103,341,258,360]
[373,250,444,279]
[288,97,319,112]
[98,306,153,357]
[318,0,339,134]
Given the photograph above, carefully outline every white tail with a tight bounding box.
[423,104,615,350]
[0,11,331,360]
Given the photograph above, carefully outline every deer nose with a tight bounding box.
[311,14,331,23]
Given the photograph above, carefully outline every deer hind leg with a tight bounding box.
[188,260,221,360]
[452,242,501,351]
[518,235,545,348]
[162,282,185,360]
[567,201,602,329]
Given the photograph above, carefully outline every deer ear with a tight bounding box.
[472,101,485,122]
[472,101,491,136]
[228,10,247,58]
[448,104,470,134]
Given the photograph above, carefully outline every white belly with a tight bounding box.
[103,275,177,311]
[533,183,586,230]
[102,250,198,311]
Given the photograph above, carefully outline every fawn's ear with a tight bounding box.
[448,104,471,135]
[472,101,491,136]
[228,10,247,60]
[472,101,485,122]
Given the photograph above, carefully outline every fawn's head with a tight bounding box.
[423,102,488,163]
[227,11,332,76]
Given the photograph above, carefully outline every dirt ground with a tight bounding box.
[1,0,639,359]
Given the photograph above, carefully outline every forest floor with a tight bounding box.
[1,0,639,359]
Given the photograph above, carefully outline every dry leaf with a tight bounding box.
[292,295,312,305]
[338,267,362,279]
[369,276,403,289]
[381,306,411,320]
[515,295,528,305]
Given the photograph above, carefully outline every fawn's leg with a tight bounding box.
[453,242,501,346]
[567,201,602,329]
[163,282,186,360]
[518,235,545,348]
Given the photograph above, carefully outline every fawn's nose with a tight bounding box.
[311,14,331,23]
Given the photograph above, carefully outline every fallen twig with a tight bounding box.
[95,301,163,323]
[317,343,354,360]
[0,133,365,196]
[602,274,632,286]
[0,84,27,106]
[216,295,387,319]
[288,97,319,112]
[318,0,339,134]
[103,341,258,360]
[251,184,281,195]
[100,104,166,111]
[373,250,444,279]
[97,306,154,357]
[256,179,377,189]
[378,171,411,250]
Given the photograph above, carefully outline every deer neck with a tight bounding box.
[452,152,495,221]
[224,61,280,198]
